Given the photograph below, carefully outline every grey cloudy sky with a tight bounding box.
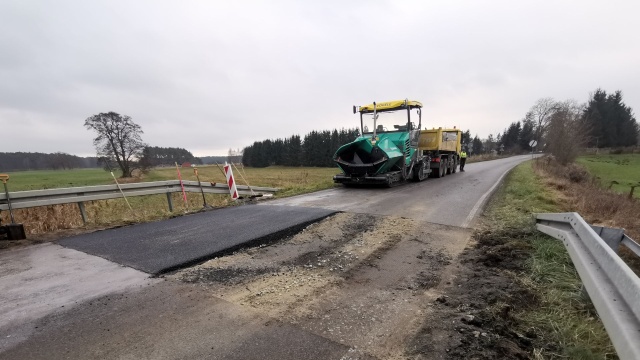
[1,0,639,156]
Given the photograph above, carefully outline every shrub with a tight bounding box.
[565,165,589,183]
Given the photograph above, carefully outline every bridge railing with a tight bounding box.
[0,180,278,222]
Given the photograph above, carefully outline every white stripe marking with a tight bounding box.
[461,167,513,228]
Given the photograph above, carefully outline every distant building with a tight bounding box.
[181,162,192,168]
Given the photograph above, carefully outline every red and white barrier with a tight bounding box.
[223,162,239,200]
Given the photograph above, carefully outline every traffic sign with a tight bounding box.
[529,140,538,148]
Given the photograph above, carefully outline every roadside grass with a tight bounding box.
[483,162,615,359]
[576,154,640,198]
[0,166,339,236]
[467,153,510,163]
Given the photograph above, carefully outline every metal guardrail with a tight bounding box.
[536,213,640,360]
[0,180,278,222]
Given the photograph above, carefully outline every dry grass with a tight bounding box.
[534,157,640,276]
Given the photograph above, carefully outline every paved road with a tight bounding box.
[59,205,336,274]
[0,156,534,359]
[266,155,536,227]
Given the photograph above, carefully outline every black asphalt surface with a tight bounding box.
[58,205,336,274]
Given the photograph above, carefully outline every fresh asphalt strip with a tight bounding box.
[57,205,337,275]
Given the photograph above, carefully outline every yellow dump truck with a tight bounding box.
[418,128,462,178]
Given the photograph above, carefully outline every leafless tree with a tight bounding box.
[84,112,146,177]
[528,97,557,143]
[226,148,243,163]
[546,100,590,164]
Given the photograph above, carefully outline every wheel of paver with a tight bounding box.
[413,162,426,181]
[442,160,447,177]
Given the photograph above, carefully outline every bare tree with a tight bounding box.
[546,100,590,164]
[84,112,146,177]
[226,148,243,163]
[528,97,557,143]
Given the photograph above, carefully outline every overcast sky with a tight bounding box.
[1,0,639,157]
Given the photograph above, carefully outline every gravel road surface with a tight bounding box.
[1,156,535,359]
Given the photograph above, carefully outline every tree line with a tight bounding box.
[242,128,359,167]
[0,146,202,172]
[0,152,99,171]
[583,89,638,148]
[464,89,638,160]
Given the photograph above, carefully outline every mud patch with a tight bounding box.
[471,227,535,271]
[406,250,452,290]
[408,224,540,360]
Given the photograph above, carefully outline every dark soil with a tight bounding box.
[408,224,542,360]
[182,266,277,285]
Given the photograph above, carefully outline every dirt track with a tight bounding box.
[173,213,471,359]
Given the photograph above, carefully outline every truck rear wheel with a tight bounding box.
[447,157,454,174]
[435,161,445,178]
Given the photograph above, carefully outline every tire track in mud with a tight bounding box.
[172,212,471,359]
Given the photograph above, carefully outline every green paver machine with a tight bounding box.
[333,99,430,186]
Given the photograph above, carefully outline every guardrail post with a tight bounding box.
[77,201,87,224]
[591,225,625,253]
[166,193,174,212]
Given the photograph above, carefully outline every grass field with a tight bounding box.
[3,165,338,193]
[577,154,640,198]
[5,168,126,191]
